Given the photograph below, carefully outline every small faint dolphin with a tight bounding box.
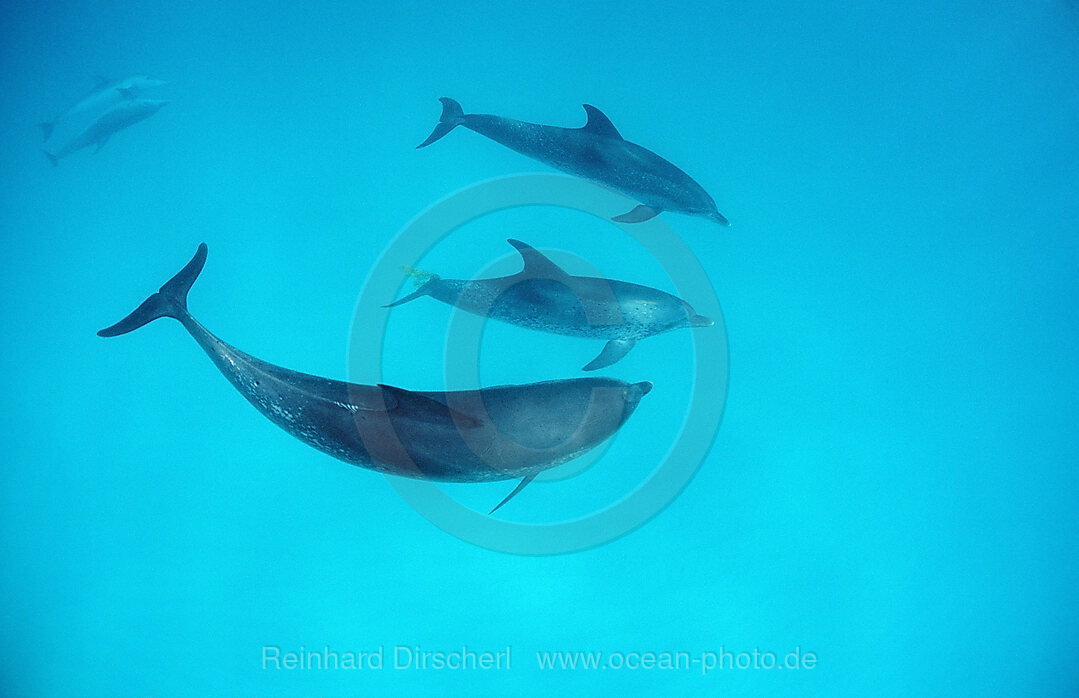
[386,239,714,370]
[98,244,651,513]
[37,74,167,142]
[43,99,168,165]
[418,98,729,226]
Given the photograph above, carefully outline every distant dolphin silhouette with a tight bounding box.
[418,98,729,226]
[98,244,652,513]
[386,239,714,370]
[43,99,168,166]
[37,74,167,142]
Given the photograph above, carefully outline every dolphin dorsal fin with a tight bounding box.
[581,104,622,139]
[377,384,483,428]
[507,239,570,280]
[344,384,399,411]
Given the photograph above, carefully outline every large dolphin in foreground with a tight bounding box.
[387,239,714,370]
[98,244,651,512]
[44,99,168,166]
[37,74,167,142]
[418,98,729,226]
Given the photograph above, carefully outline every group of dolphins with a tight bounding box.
[38,74,168,165]
[97,94,728,513]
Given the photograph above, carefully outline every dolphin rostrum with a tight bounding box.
[98,244,652,513]
[418,98,729,226]
[386,239,714,371]
[43,99,168,166]
[37,74,167,142]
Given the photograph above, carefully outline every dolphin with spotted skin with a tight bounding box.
[98,244,651,513]
[418,98,729,226]
[386,239,714,371]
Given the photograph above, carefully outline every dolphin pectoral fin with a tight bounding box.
[506,239,570,280]
[377,384,483,429]
[583,339,637,371]
[612,205,659,224]
[93,74,111,88]
[116,86,136,100]
[490,474,537,515]
[93,137,109,154]
[581,104,623,139]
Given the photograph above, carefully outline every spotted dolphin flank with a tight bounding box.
[43,99,168,166]
[98,244,651,513]
[386,239,714,371]
[417,98,729,226]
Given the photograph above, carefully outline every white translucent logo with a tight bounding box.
[348,174,728,555]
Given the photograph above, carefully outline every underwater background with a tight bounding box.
[2,0,1078,696]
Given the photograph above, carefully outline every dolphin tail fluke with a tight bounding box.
[583,338,637,371]
[416,97,465,148]
[37,122,54,142]
[98,243,208,337]
[490,473,537,515]
[383,283,433,308]
[42,150,58,167]
[383,266,440,308]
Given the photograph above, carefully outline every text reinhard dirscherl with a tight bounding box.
[262,645,818,675]
[262,645,511,671]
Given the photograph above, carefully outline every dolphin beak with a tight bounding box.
[711,211,730,226]
[690,314,714,327]
[621,381,652,423]
[626,381,652,403]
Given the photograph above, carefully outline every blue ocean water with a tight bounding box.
[2,1,1078,696]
